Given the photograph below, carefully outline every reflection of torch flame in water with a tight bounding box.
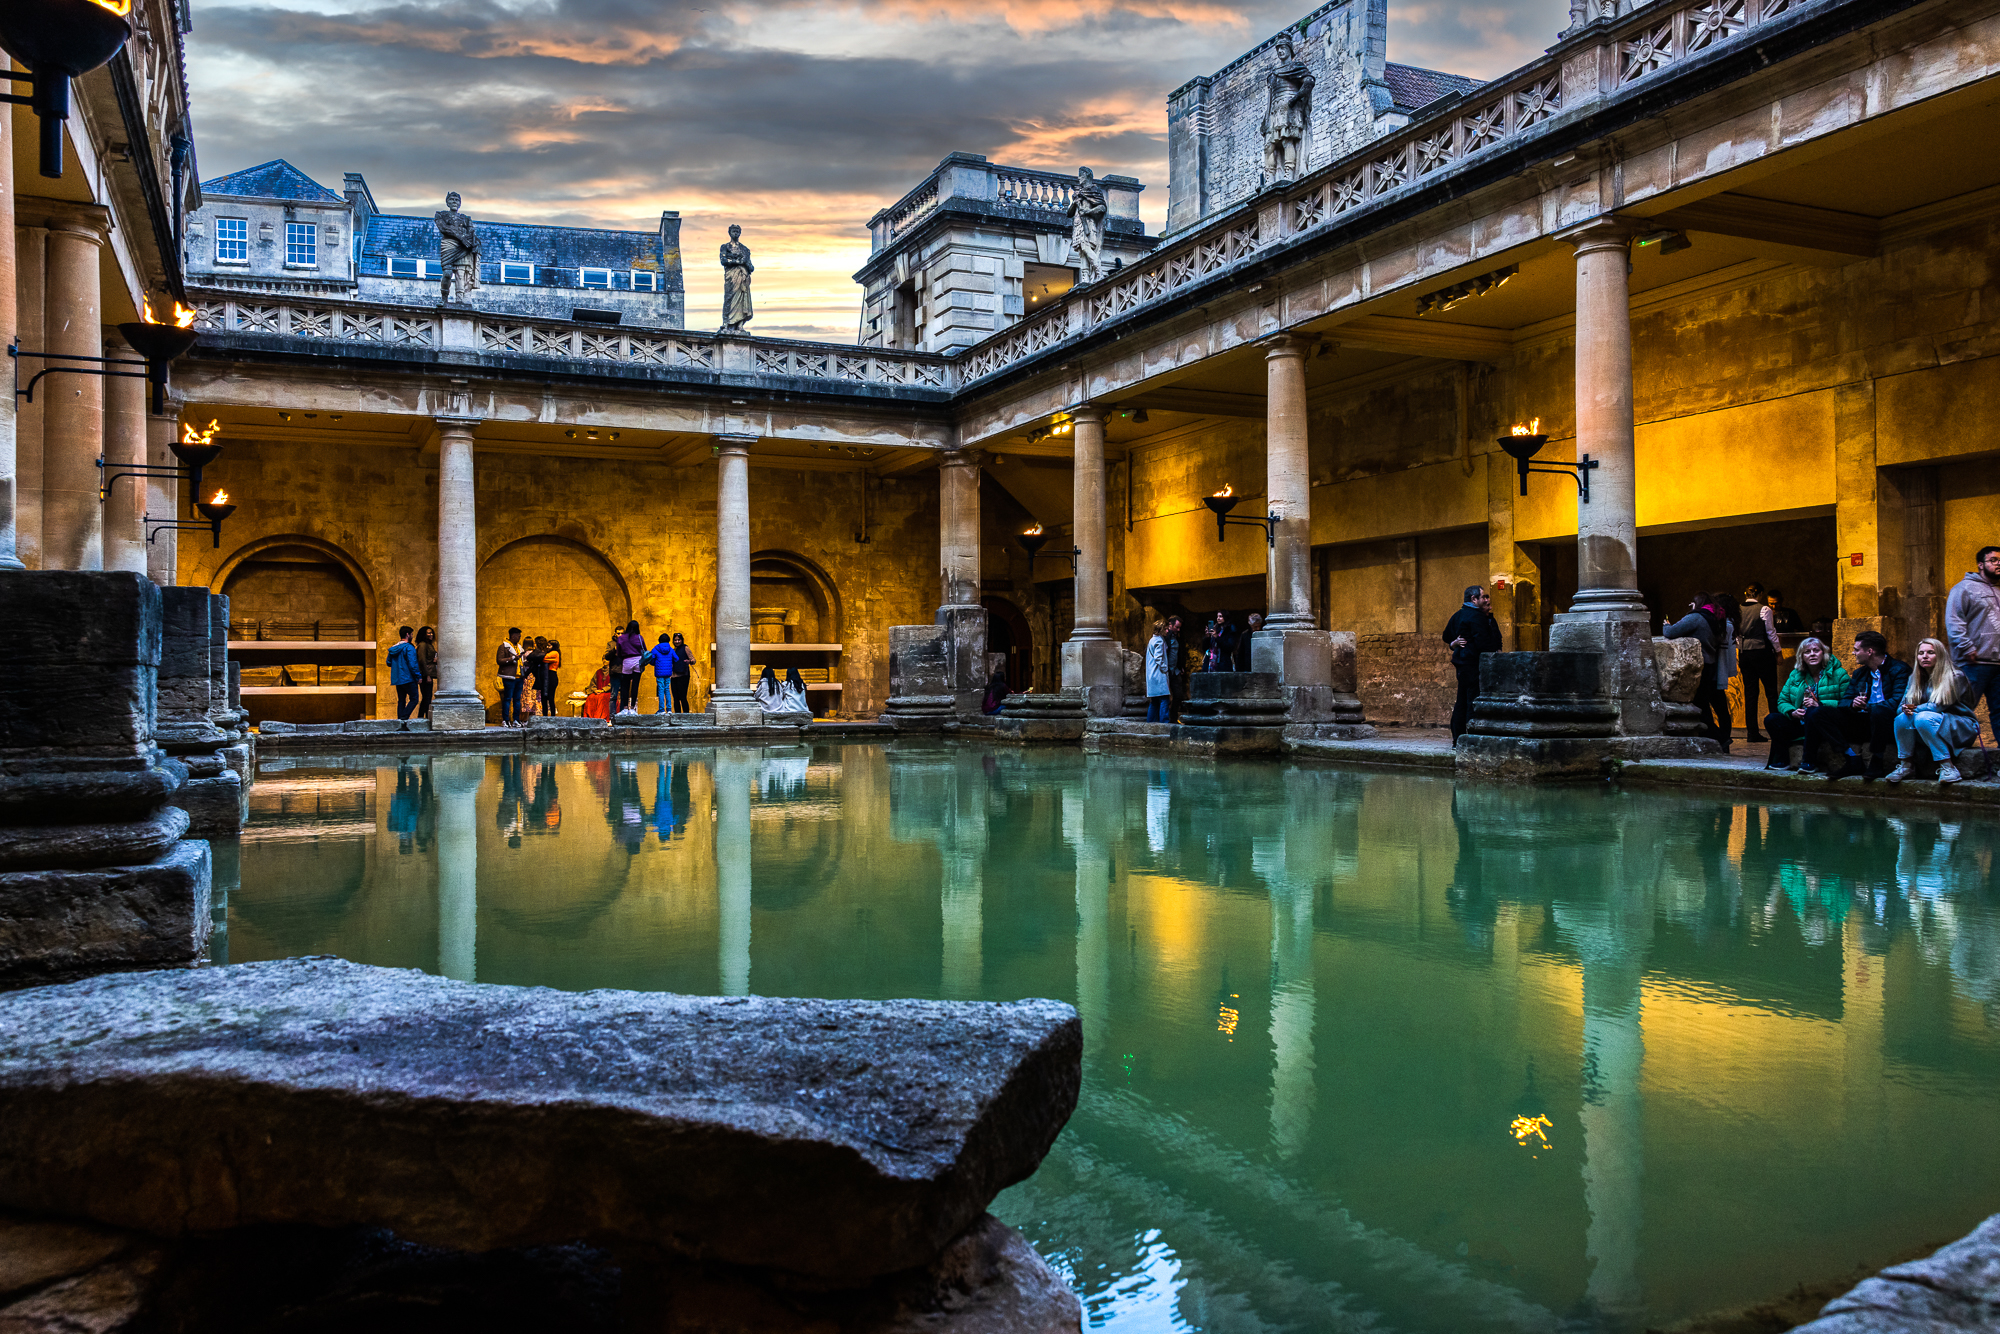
[209,490,229,506]
[142,297,197,329]
[1510,418,1542,436]
[1510,1113,1552,1157]
[1213,483,1233,498]
[182,419,220,448]
[1025,523,1043,536]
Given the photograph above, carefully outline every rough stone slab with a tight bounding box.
[0,841,211,985]
[0,572,161,755]
[166,774,243,839]
[0,958,1081,1282]
[0,808,189,873]
[1795,1211,2000,1332]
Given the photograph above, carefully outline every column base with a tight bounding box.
[1249,629,1369,726]
[1059,639,1126,718]
[936,605,990,719]
[1553,587,1650,622]
[0,840,212,985]
[430,691,488,732]
[1548,616,1666,736]
[708,691,763,729]
[993,691,1087,743]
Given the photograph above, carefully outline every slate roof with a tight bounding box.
[362,214,668,274]
[199,159,343,203]
[1384,63,1482,114]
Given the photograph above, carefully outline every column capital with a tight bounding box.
[713,433,757,454]
[1259,331,1312,361]
[1556,215,1640,252]
[939,446,986,469]
[1068,403,1107,425]
[433,414,483,432]
[16,201,111,241]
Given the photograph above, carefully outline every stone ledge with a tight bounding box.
[0,841,211,988]
[1618,757,2000,808]
[1795,1210,2000,1332]
[0,958,1081,1282]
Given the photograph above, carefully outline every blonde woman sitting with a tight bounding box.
[1888,637,1978,784]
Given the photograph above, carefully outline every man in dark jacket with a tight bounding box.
[1811,629,1909,780]
[1165,616,1188,722]
[1443,584,1502,741]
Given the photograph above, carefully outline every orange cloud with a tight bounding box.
[788,0,1247,32]
[996,90,1163,165]
[261,14,683,65]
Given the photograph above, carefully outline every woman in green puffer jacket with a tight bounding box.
[1766,637,1852,772]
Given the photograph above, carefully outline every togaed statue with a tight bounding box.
[1261,31,1315,182]
[434,192,481,305]
[1068,166,1108,284]
[720,224,754,333]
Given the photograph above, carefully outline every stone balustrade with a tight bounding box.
[188,293,958,394]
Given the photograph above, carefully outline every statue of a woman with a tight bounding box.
[1261,32,1315,182]
[720,224,754,332]
[1068,167,1108,284]
[434,192,481,304]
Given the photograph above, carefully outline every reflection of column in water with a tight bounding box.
[1254,825,1316,1160]
[713,748,754,996]
[1562,908,1648,1317]
[941,756,987,999]
[1145,776,1168,853]
[435,755,484,983]
[207,835,241,966]
[1063,785,1109,1065]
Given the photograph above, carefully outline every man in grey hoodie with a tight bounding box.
[1945,545,2000,739]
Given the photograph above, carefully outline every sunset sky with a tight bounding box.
[187,0,1568,341]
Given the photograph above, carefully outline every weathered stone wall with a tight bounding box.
[181,442,937,720]
[1356,632,1453,727]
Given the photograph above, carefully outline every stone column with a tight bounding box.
[101,332,147,575]
[14,223,44,569]
[144,414,178,586]
[1059,405,1124,717]
[1247,334,1363,729]
[435,754,481,982]
[711,434,759,726]
[40,209,109,572]
[1546,220,1668,739]
[0,107,18,571]
[431,415,486,730]
[713,747,753,995]
[1262,334,1312,631]
[1561,222,1645,621]
[157,587,241,838]
[936,448,989,718]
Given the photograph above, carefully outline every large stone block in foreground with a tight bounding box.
[0,957,1081,1284]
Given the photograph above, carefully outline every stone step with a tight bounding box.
[0,958,1080,1284]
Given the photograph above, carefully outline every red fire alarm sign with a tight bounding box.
[1851,553,1864,566]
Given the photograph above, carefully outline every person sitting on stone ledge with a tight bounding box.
[982,668,1009,715]
[1764,636,1849,773]
[781,666,813,716]
[581,663,614,720]
[1814,629,1908,781]
[1886,637,1978,784]
[754,665,785,712]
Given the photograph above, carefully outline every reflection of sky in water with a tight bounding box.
[233,747,2000,1333]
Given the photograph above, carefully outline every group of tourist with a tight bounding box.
[584,622,697,722]
[1137,612,1267,722]
[1758,545,2000,782]
[387,625,438,721]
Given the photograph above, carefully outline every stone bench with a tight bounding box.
[0,958,1081,1287]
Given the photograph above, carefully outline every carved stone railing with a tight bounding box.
[188,293,956,393]
[955,0,1831,388]
[884,177,941,241]
[868,154,1142,255]
[994,170,1073,213]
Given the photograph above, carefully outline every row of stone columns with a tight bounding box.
[426,418,764,730]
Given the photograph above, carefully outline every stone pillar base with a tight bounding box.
[1172,671,1289,755]
[1060,639,1126,718]
[709,694,763,729]
[937,605,990,718]
[993,691,1087,743]
[882,695,954,730]
[1549,615,1666,736]
[430,691,488,732]
[1458,650,1621,781]
[0,840,212,986]
[1250,628,1369,726]
[169,771,245,839]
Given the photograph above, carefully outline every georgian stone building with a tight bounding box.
[189,160,685,327]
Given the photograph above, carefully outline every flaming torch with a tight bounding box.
[119,297,202,415]
[1018,522,1050,560]
[169,419,224,509]
[0,0,135,178]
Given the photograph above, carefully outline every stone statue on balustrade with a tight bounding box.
[720,224,754,333]
[434,192,481,305]
[1261,31,1315,183]
[1068,167,1108,284]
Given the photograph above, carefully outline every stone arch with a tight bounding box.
[982,594,1033,691]
[744,549,844,645]
[478,536,632,709]
[213,534,379,642]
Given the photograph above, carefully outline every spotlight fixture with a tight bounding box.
[1636,228,1691,256]
[1416,263,1518,316]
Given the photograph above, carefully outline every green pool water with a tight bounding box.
[224,743,2000,1333]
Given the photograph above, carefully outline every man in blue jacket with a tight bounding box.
[644,633,683,715]
[387,625,422,723]
[1811,629,1909,780]
[1442,584,1502,741]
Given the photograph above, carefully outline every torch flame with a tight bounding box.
[1510,419,1542,437]
[181,419,220,448]
[1213,483,1233,498]
[1025,523,1043,536]
[89,0,134,14]
[208,489,229,506]
[141,298,197,329]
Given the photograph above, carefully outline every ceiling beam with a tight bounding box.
[1644,193,1879,257]
[1323,314,1514,361]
